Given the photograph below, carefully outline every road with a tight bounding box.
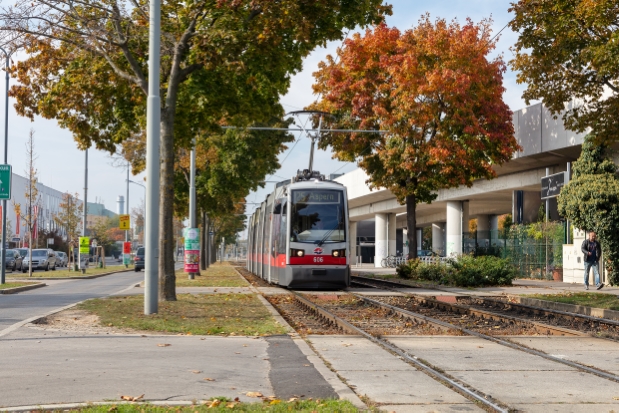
[0,270,143,333]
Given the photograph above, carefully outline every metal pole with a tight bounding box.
[125,163,129,243]
[566,162,571,245]
[144,0,161,315]
[308,115,323,173]
[188,136,196,279]
[545,167,549,278]
[0,49,10,284]
[83,149,88,235]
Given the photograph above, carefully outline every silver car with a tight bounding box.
[22,248,58,272]
[55,251,68,267]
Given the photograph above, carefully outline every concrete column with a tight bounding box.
[462,201,469,235]
[388,213,397,256]
[416,229,422,251]
[349,221,358,265]
[374,213,388,267]
[446,201,462,256]
[432,223,445,256]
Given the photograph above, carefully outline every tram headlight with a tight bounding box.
[332,249,346,257]
[290,249,305,257]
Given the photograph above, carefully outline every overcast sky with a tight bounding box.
[0,1,529,232]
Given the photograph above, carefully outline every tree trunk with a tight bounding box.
[200,210,207,270]
[406,194,417,260]
[159,114,177,301]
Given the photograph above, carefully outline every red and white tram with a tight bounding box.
[247,170,350,289]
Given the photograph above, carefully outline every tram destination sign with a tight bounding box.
[293,190,340,204]
[541,171,567,200]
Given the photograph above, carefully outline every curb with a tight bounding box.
[7,268,132,281]
[510,295,619,321]
[0,400,208,412]
[0,283,46,295]
[232,266,367,410]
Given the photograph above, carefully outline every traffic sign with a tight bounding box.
[79,236,90,254]
[0,165,12,200]
[119,214,130,230]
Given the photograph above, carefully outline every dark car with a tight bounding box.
[15,248,28,259]
[134,247,144,272]
[23,248,58,272]
[3,249,23,271]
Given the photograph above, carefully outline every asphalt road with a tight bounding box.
[0,270,144,333]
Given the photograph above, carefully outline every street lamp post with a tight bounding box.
[0,46,14,285]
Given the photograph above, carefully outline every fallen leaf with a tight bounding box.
[288,397,298,402]
[120,394,144,402]
[614,397,619,400]
[246,391,263,398]
[269,400,282,405]
[205,399,221,408]
[190,370,202,374]
[226,402,237,408]
[204,378,216,381]
[157,343,171,347]
[235,352,241,354]
[303,364,310,367]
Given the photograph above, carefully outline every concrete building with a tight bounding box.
[86,201,118,230]
[4,173,84,244]
[335,102,595,282]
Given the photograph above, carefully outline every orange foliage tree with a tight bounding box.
[311,17,519,258]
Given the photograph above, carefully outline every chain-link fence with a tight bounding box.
[463,223,566,279]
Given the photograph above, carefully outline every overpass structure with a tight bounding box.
[334,102,591,268]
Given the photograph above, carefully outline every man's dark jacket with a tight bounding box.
[581,239,602,263]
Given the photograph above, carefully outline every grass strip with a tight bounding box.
[176,263,248,287]
[522,292,619,311]
[0,282,37,290]
[68,399,360,412]
[78,293,287,336]
[6,266,128,278]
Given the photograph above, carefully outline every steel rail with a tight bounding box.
[292,292,509,413]
[348,283,619,384]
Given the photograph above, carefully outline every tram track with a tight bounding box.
[351,275,619,385]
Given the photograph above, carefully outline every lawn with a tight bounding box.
[523,292,619,311]
[175,263,249,287]
[70,399,360,412]
[0,282,39,290]
[78,293,287,336]
[6,265,130,278]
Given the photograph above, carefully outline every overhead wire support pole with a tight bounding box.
[125,163,130,243]
[0,46,12,285]
[188,136,197,279]
[144,0,161,315]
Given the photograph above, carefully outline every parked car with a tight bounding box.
[23,248,58,272]
[134,247,145,272]
[3,249,23,271]
[15,248,28,259]
[55,251,68,267]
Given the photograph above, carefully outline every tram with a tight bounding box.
[247,169,350,289]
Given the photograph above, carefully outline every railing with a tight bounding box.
[418,256,449,265]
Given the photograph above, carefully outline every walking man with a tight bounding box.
[581,231,603,290]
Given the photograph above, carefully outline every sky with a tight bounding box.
[0,1,530,233]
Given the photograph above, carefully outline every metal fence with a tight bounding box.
[463,224,566,279]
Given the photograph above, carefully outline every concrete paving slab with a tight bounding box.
[307,336,474,407]
[509,336,619,374]
[513,403,619,412]
[451,370,619,405]
[389,337,574,371]
[0,327,273,408]
[380,404,482,412]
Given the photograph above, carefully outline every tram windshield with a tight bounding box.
[290,189,346,243]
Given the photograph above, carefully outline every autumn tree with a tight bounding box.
[509,0,619,144]
[1,0,390,301]
[558,136,619,285]
[311,18,519,258]
[54,192,83,246]
[20,130,40,276]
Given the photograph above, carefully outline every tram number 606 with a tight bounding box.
[313,257,324,263]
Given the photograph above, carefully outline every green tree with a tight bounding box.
[2,0,390,301]
[311,18,519,258]
[509,0,619,144]
[558,136,619,285]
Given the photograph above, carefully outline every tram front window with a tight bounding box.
[290,190,346,243]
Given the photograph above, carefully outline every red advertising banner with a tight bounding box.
[184,250,199,272]
[123,242,131,254]
[15,212,19,235]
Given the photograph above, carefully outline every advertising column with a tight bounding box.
[123,241,132,267]
[183,228,200,274]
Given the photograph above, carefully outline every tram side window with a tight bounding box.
[279,201,287,254]
[271,201,282,257]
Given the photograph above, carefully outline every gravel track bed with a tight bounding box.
[265,295,345,335]
[235,267,271,288]
[460,297,619,340]
[311,295,462,336]
[372,296,544,336]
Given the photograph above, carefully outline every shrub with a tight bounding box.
[396,255,517,287]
